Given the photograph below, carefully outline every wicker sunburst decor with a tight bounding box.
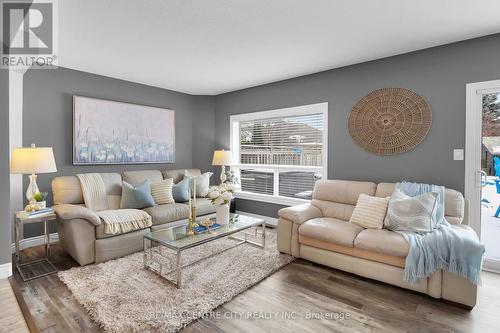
[348,88,432,155]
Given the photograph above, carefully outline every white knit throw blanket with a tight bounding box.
[97,209,152,235]
[77,173,152,235]
[77,173,109,211]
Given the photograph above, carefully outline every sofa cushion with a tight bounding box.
[100,173,123,209]
[313,180,376,205]
[299,235,406,268]
[349,194,390,229]
[444,188,464,224]
[375,182,395,198]
[142,203,190,225]
[52,176,84,205]
[311,200,355,221]
[354,229,409,257]
[162,169,201,184]
[195,198,216,216]
[52,173,123,208]
[298,217,364,248]
[122,170,163,186]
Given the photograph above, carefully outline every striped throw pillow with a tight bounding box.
[150,178,175,205]
[349,194,390,229]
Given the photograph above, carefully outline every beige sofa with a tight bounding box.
[51,169,215,266]
[277,179,479,308]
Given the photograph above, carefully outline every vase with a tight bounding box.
[215,204,230,225]
[35,201,46,209]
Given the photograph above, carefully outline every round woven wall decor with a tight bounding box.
[348,88,432,156]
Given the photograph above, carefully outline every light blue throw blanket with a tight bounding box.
[395,182,484,285]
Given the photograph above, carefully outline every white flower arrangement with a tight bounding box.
[208,183,236,206]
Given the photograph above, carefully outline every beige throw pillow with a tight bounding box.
[349,194,390,229]
[150,178,175,205]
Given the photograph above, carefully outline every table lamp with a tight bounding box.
[212,149,232,184]
[10,144,57,204]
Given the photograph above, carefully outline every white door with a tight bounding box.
[465,79,500,273]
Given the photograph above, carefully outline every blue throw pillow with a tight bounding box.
[120,180,156,209]
[172,177,190,202]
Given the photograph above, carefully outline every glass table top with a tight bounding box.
[144,213,265,250]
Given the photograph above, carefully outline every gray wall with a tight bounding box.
[22,67,215,238]
[215,34,500,217]
[0,69,11,265]
[19,34,500,235]
[191,95,216,175]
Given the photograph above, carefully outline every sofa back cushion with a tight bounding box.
[52,173,122,208]
[375,182,465,224]
[162,168,201,184]
[100,173,123,209]
[52,176,84,205]
[313,180,377,204]
[312,180,376,221]
[122,170,163,186]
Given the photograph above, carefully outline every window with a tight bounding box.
[230,103,328,205]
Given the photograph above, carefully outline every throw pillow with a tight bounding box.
[191,172,213,197]
[384,189,439,233]
[150,178,174,205]
[349,194,390,229]
[172,177,190,202]
[120,180,155,209]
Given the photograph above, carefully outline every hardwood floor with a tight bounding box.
[0,278,29,333]
[8,242,500,333]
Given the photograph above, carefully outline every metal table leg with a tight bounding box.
[15,218,20,264]
[45,219,50,258]
[262,222,266,248]
[176,250,182,288]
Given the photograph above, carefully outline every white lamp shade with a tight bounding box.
[212,150,232,166]
[10,146,57,174]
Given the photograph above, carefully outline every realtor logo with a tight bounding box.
[1,0,58,68]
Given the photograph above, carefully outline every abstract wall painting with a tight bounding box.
[73,96,175,165]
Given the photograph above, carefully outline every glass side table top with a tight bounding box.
[144,213,264,251]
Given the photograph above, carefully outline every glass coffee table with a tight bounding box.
[143,213,266,288]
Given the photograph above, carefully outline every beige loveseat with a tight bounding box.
[277,179,479,308]
[51,169,215,266]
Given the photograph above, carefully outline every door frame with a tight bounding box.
[465,79,500,272]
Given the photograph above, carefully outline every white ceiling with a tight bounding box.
[59,0,500,95]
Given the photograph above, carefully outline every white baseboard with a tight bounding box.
[0,262,12,279]
[11,232,59,253]
[236,210,278,227]
[482,259,500,274]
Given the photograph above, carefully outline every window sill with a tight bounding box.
[234,191,310,206]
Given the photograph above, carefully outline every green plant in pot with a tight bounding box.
[33,191,47,209]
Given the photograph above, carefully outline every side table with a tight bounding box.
[15,211,58,281]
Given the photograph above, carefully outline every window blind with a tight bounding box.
[239,113,324,167]
[235,112,325,201]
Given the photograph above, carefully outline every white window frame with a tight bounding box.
[230,102,328,206]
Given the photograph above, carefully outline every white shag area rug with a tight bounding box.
[58,229,293,333]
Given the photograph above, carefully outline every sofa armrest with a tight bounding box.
[54,204,101,226]
[278,204,322,225]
